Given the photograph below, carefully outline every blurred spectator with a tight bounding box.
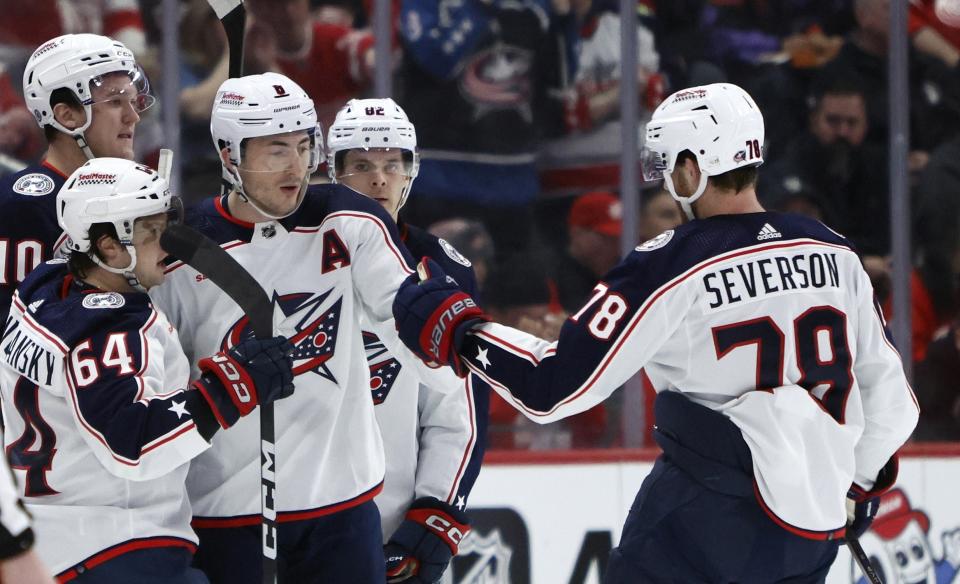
[396,0,582,254]
[549,191,622,312]
[484,254,609,449]
[817,0,960,157]
[173,0,231,203]
[427,218,496,294]
[245,0,375,128]
[0,67,42,165]
[0,0,146,61]
[638,187,682,242]
[538,0,663,198]
[914,133,960,335]
[760,76,890,255]
[914,319,960,440]
[910,0,960,67]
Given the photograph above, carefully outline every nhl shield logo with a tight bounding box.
[13,174,56,196]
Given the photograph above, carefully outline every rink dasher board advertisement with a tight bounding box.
[447,448,960,584]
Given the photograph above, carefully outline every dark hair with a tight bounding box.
[677,150,758,193]
[43,88,83,142]
[808,75,868,112]
[66,223,119,279]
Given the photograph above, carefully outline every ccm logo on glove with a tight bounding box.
[209,354,253,403]
[425,513,467,547]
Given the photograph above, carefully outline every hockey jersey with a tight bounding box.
[457,212,919,537]
[0,162,68,322]
[150,185,421,524]
[0,261,209,576]
[369,222,488,537]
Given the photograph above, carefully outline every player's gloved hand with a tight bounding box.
[393,258,488,377]
[384,497,470,583]
[845,456,898,540]
[192,336,295,429]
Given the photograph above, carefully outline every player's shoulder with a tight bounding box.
[14,261,155,351]
[0,164,65,206]
[624,212,856,282]
[402,222,478,295]
[296,183,398,228]
[183,196,254,246]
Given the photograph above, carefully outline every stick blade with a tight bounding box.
[207,0,243,19]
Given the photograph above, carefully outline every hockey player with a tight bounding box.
[0,33,153,322]
[327,98,487,582]
[0,157,295,582]
[150,73,465,583]
[392,83,920,582]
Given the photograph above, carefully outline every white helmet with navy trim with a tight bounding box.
[23,34,153,159]
[58,157,181,290]
[211,72,321,219]
[327,98,419,210]
[641,83,764,219]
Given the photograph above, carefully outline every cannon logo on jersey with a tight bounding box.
[439,238,472,267]
[635,229,674,252]
[13,173,56,196]
[362,331,402,405]
[82,292,126,309]
[223,291,343,383]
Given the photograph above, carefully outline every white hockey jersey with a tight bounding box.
[367,222,488,538]
[150,186,417,524]
[456,212,919,537]
[0,261,209,576]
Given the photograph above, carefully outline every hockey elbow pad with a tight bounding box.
[393,258,488,376]
[385,497,471,583]
[193,336,295,429]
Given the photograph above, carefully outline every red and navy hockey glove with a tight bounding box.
[384,497,471,583]
[845,456,899,540]
[192,336,295,429]
[393,258,488,377]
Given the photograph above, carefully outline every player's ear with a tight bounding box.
[93,233,124,263]
[52,102,86,131]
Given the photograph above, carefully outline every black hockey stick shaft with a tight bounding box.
[848,536,883,584]
[207,0,247,78]
[161,222,279,584]
[203,4,277,583]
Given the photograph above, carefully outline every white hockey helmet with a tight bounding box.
[58,157,181,289]
[641,83,764,219]
[211,72,321,218]
[23,34,153,159]
[327,98,419,209]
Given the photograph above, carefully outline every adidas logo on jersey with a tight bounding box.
[757,223,782,241]
[28,299,44,313]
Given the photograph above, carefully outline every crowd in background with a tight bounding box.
[1,0,958,447]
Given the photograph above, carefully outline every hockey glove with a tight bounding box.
[385,497,471,583]
[193,336,295,429]
[393,258,488,377]
[845,456,899,540]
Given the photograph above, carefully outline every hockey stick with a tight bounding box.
[207,0,246,78]
[162,224,280,584]
[848,536,883,584]
[203,3,279,583]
